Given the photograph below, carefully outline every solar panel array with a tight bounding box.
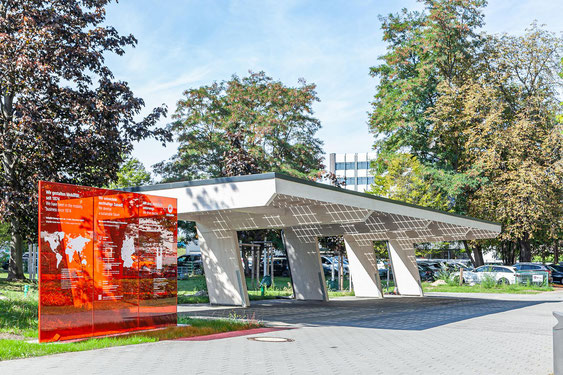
[191,193,498,245]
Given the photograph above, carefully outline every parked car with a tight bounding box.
[547,264,563,284]
[177,254,203,274]
[417,261,442,273]
[446,262,474,272]
[418,264,435,282]
[259,257,291,277]
[0,249,9,271]
[453,265,518,285]
[379,266,392,280]
[512,263,552,284]
[321,256,349,275]
[377,265,433,282]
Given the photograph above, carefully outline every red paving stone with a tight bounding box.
[175,327,293,341]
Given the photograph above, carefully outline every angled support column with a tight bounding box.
[282,228,328,301]
[388,240,423,296]
[196,223,249,307]
[344,236,383,298]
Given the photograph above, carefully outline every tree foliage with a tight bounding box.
[370,0,485,174]
[369,0,563,263]
[0,222,9,249]
[155,71,324,181]
[367,153,450,210]
[0,0,169,279]
[107,157,152,189]
[429,25,563,261]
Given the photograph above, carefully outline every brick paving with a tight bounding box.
[2,291,562,374]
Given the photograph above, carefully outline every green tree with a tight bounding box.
[0,0,169,280]
[155,71,324,181]
[368,153,450,210]
[0,222,9,249]
[368,0,488,264]
[369,1,562,264]
[108,157,152,189]
[369,0,485,176]
[428,25,563,262]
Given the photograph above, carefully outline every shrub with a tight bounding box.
[480,274,496,289]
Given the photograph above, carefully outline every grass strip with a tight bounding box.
[422,282,553,294]
[0,336,156,361]
[0,317,261,361]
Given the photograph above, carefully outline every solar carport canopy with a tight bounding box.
[126,173,501,306]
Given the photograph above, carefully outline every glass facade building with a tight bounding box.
[328,152,377,192]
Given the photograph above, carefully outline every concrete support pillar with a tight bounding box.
[388,240,423,296]
[344,236,383,298]
[196,223,249,307]
[283,229,328,301]
[554,311,563,375]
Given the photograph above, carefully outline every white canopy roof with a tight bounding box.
[127,173,501,246]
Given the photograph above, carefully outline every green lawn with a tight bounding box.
[422,281,554,294]
[177,275,355,303]
[0,279,38,338]
[0,274,262,361]
[0,336,156,361]
[0,317,261,361]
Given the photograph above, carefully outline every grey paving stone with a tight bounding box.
[2,291,562,374]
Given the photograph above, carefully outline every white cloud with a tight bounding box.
[103,0,563,179]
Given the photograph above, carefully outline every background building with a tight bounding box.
[328,152,377,192]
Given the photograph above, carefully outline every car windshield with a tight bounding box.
[551,265,563,272]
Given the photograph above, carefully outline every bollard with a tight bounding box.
[24,285,29,297]
[554,312,563,375]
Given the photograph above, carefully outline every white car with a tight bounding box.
[321,256,349,275]
[454,265,517,285]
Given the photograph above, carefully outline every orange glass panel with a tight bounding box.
[38,181,177,342]
[39,182,98,342]
[92,193,140,336]
[137,195,178,329]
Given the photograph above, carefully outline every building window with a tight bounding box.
[335,162,357,170]
[357,161,369,169]
[345,177,356,186]
[357,177,374,185]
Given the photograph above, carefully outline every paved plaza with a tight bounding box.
[2,291,562,374]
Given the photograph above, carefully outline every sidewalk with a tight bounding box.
[2,293,560,374]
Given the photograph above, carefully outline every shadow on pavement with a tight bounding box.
[178,296,561,331]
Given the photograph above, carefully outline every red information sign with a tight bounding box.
[38,181,177,342]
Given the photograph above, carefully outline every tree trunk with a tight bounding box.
[554,242,559,264]
[518,233,532,262]
[473,244,484,267]
[462,240,475,265]
[505,241,513,265]
[7,219,25,281]
[338,250,344,291]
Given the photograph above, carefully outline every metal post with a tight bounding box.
[338,255,342,291]
[554,311,563,375]
[257,248,261,283]
[270,247,274,285]
[32,244,37,281]
[27,243,32,279]
[254,248,258,289]
[263,246,267,276]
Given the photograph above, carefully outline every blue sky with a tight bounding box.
[103,0,563,177]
